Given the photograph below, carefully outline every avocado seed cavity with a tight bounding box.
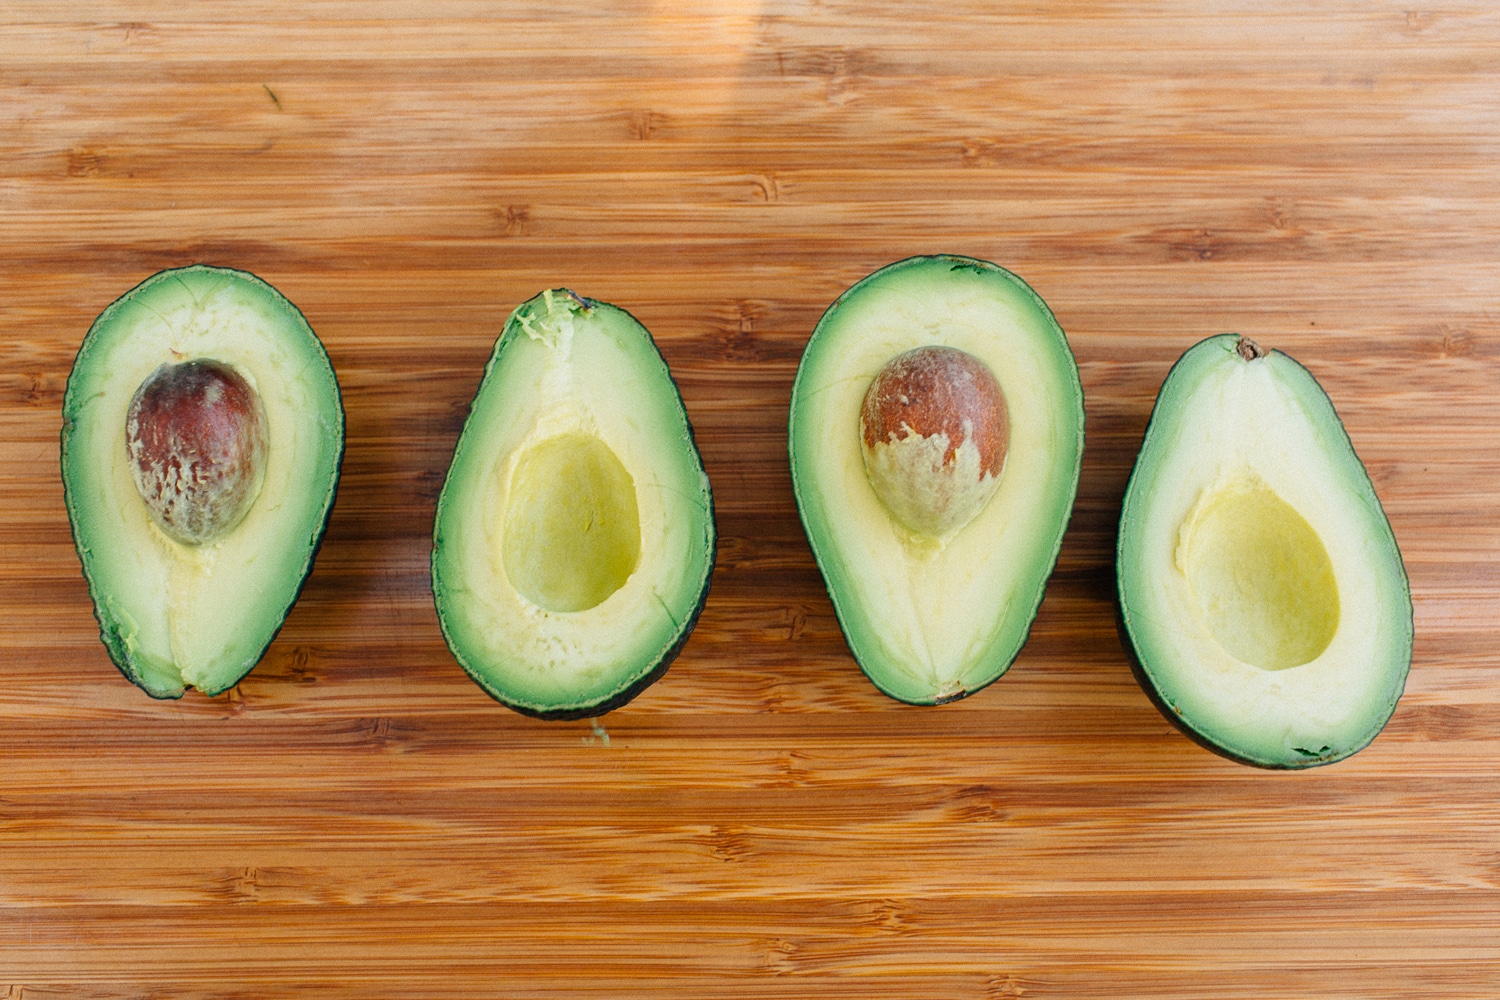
[860,345,1008,537]
[126,359,268,545]
[1180,473,1340,671]
[501,432,642,613]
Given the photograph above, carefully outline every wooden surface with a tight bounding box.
[3,3,1499,996]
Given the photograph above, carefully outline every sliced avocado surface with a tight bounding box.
[61,265,344,698]
[432,290,715,719]
[789,255,1085,704]
[1117,335,1412,768]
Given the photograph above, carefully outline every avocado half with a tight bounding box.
[61,265,344,698]
[431,289,715,719]
[1116,335,1412,768]
[789,255,1085,704]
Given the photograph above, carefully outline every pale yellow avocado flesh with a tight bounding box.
[789,257,1084,704]
[1118,335,1411,767]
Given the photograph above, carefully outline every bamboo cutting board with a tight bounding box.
[2,2,1499,996]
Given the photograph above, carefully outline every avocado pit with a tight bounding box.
[125,358,268,545]
[859,345,1008,537]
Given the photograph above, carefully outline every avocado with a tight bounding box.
[789,255,1085,704]
[61,265,344,698]
[431,289,715,719]
[1116,335,1412,768]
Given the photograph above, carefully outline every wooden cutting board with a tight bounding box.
[3,3,1498,996]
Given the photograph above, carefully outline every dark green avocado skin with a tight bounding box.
[61,264,344,698]
[1114,336,1412,769]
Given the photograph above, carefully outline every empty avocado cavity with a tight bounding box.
[501,431,642,614]
[1178,471,1340,672]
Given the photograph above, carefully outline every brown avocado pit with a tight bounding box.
[859,345,1009,537]
[126,358,268,545]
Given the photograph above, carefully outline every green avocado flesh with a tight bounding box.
[61,265,344,698]
[1117,335,1412,768]
[432,290,715,719]
[789,256,1085,704]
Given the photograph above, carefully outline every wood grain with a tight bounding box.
[3,2,1499,996]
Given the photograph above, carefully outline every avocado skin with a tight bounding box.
[1114,335,1412,768]
[431,290,716,720]
[789,254,1085,705]
[61,265,344,698]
